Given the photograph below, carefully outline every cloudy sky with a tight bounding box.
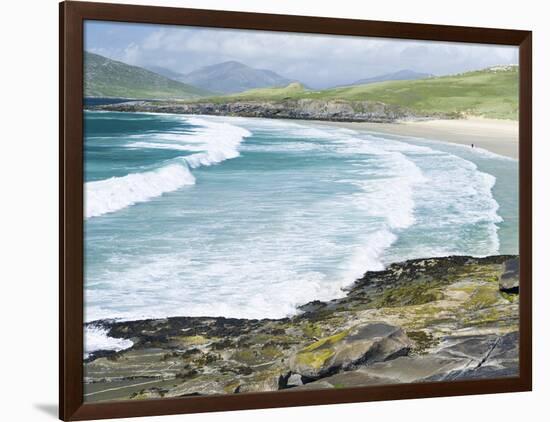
[85,20,518,89]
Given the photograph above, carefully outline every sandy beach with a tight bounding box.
[92,100,519,159]
[312,118,519,159]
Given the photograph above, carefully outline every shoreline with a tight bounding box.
[84,255,519,402]
[87,104,519,159]
[83,110,518,331]
[306,118,519,159]
[83,254,518,331]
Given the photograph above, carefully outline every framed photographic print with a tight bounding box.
[59,1,532,420]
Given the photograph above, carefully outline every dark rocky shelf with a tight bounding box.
[84,255,519,402]
[86,99,456,123]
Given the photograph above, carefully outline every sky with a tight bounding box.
[84,20,518,89]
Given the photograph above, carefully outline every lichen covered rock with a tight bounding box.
[290,323,412,379]
[84,255,519,402]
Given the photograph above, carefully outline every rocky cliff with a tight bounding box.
[84,255,519,402]
[88,99,452,123]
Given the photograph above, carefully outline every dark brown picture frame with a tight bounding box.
[60,1,532,420]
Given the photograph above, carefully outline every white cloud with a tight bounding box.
[88,23,518,88]
[121,43,141,65]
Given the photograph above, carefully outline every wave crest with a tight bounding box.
[85,117,251,219]
[85,163,195,219]
[84,324,133,358]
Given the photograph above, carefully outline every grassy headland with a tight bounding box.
[92,65,518,125]
[195,66,518,120]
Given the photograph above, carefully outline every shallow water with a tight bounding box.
[84,111,518,325]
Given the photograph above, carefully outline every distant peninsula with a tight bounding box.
[86,61,519,122]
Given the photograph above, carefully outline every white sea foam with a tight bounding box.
[126,116,251,168]
[220,119,427,274]
[84,324,133,358]
[84,116,508,322]
[85,117,251,218]
[272,122,503,264]
[368,132,504,262]
[339,229,398,284]
[104,123,426,320]
[85,163,196,218]
[322,129,428,286]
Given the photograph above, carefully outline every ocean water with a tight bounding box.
[84,111,518,334]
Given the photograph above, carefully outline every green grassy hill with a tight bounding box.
[199,66,518,120]
[224,82,308,100]
[84,52,212,99]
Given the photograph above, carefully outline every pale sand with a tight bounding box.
[307,118,519,159]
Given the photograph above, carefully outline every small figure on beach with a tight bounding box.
[471,143,475,148]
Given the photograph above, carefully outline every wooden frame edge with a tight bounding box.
[60,1,85,419]
[59,2,533,420]
[518,32,533,392]
[59,2,65,419]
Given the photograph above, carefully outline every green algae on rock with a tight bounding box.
[84,255,519,402]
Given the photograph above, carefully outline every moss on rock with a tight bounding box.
[84,255,519,401]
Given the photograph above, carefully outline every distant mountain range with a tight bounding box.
[146,65,433,93]
[90,65,519,120]
[145,65,186,81]
[85,52,513,119]
[84,52,212,99]
[350,69,434,86]
[174,61,296,94]
[182,65,518,120]
[85,53,299,98]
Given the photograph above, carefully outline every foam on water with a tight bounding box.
[86,118,428,323]
[85,163,196,218]
[84,324,133,359]
[84,114,509,333]
[354,132,504,261]
[85,117,251,218]
[126,116,251,168]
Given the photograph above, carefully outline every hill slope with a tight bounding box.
[351,69,433,86]
[84,52,211,99]
[222,82,309,101]
[144,65,185,81]
[179,61,295,94]
[201,66,518,119]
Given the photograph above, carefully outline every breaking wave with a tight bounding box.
[85,117,251,218]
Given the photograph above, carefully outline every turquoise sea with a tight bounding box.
[84,111,518,347]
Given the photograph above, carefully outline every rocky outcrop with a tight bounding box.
[499,257,519,293]
[87,99,452,123]
[84,255,519,402]
[298,331,519,389]
[289,323,412,379]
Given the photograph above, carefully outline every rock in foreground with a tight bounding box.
[84,255,519,402]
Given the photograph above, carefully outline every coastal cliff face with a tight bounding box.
[84,255,519,402]
[88,99,452,123]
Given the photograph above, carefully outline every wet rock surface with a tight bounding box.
[84,255,519,402]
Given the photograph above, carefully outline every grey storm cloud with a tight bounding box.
[86,22,518,89]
